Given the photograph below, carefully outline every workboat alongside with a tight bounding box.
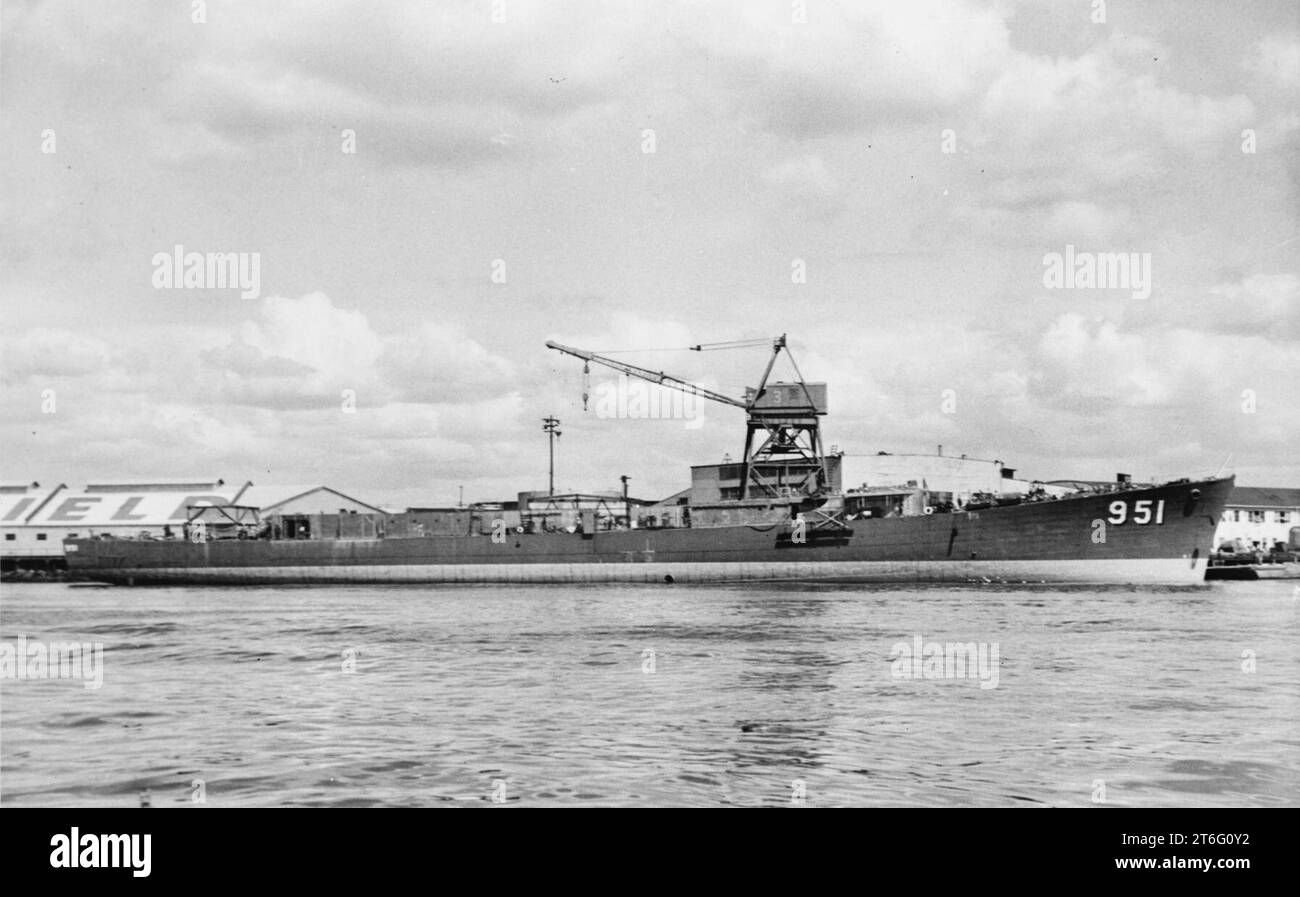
[64,336,1233,586]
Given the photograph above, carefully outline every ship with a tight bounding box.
[65,336,1233,586]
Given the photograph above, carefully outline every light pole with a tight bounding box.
[620,475,630,527]
[543,416,562,496]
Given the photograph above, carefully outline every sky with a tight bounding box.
[1,0,1296,508]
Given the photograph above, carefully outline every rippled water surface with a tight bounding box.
[2,580,1296,807]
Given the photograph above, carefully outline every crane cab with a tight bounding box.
[745,382,828,415]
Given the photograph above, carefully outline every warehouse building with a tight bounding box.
[1,478,245,571]
[1,482,67,569]
[1,480,386,570]
[234,485,387,540]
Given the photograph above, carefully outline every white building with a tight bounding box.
[1,480,388,566]
[1,482,66,562]
[1215,486,1300,551]
[1,479,246,567]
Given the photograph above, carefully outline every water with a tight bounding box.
[1,580,1296,807]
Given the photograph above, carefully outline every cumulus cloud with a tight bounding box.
[197,292,520,412]
[1035,313,1171,408]
[974,37,1254,205]
[380,322,517,403]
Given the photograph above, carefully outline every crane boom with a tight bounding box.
[546,334,828,501]
[545,340,748,409]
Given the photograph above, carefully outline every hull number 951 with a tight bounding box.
[1108,499,1165,525]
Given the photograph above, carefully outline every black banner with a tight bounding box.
[1,808,1285,885]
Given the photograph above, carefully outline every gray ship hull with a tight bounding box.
[65,476,1232,586]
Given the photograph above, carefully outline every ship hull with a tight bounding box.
[65,476,1232,586]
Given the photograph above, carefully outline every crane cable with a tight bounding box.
[593,338,773,354]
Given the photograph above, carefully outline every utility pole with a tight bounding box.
[620,474,630,527]
[542,416,562,496]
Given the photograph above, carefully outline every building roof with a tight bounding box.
[1227,486,1300,508]
[651,487,693,506]
[83,479,227,492]
[841,451,1005,464]
[233,485,385,515]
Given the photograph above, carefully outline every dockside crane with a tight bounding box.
[545,335,829,501]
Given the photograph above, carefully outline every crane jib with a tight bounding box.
[545,340,748,409]
[546,335,828,500]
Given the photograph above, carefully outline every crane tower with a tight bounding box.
[545,335,828,501]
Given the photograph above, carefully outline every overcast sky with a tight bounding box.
[2,0,1296,506]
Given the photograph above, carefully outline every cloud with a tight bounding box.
[0,328,112,383]
[1205,273,1300,338]
[1248,34,1300,91]
[1041,201,1132,244]
[1035,313,1171,408]
[695,0,1011,136]
[142,1,650,166]
[242,292,383,377]
[3,2,1297,496]
[201,341,316,378]
[380,322,517,403]
[974,37,1254,204]
[194,291,521,412]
